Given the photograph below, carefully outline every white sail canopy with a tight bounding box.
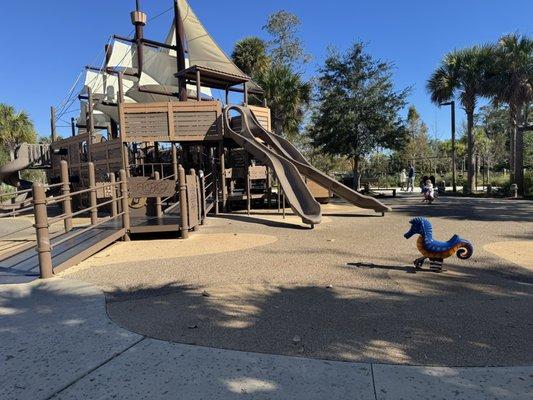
[82,69,137,123]
[107,38,212,98]
[84,69,136,103]
[166,0,262,93]
[107,40,135,69]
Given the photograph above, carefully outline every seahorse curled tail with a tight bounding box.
[456,240,473,260]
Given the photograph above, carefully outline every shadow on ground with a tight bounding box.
[389,196,533,222]
[104,261,533,367]
[210,214,311,229]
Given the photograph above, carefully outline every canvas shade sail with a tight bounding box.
[80,70,136,123]
[84,69,136,102]
[106,39,211,97]
[165,0,262,93]
[139,44,212,97]
[107,40,135,69]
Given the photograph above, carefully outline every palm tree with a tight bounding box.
[427,45,494,193]
[485,33,533,195]
[256,64,311,140]
[231,37,270,79]
[0,103,36,155]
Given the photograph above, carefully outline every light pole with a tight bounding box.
[440,101,456,193]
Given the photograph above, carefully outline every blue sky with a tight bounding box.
[1,0,532,140]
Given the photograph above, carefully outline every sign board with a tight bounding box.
[128,176,176,198]
[186,174,199,228]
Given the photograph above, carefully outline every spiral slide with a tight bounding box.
[231,106,391,214]
[224,106,322,226]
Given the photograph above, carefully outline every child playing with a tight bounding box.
[421,179,435,203]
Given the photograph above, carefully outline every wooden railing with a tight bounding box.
[2,159,218,278]
[200,170,215,222]
[32,161,129,278]
[0,182,64,260]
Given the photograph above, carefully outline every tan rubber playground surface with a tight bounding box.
[64,233,278,272]
[61,196,533,367]
[483,241,533,270]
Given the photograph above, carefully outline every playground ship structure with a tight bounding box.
[1,0,390,234]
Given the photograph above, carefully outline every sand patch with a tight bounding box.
[484,241,533,270]
[321,202,364,213]
[60,233,278,273]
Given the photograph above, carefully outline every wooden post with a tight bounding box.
[212,148,219,214]
[243,82,248,106]
[266,165,272,208]
[172,145,178,182]
[86,88,95,162]
[88,162,98,225]
[277,177,281,213]
[178,165,189,238]
[199,170,207,224]
[70,117,76,137]
[108,172,118,218]
[172,144,179,203]
[60,160,73,232]
[196,70,201,101]
[154,171,163,218]
[218,141,227,212]
[182,144,189,170]
[117,72,125,104]
[245,153,251,215]
[190,169,199,231]
[50,106,57,142]
[119,169,130,241]
[33,182,53,279]
[282,189,286,219]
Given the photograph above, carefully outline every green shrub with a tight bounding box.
[525,170,533,197]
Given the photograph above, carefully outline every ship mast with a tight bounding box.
[131,0,146,78]
[173,0,188,101]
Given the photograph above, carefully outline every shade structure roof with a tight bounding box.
[176,65,264,94]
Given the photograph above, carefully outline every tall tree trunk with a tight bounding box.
[466,110,476,193]
[352,155,360,190]
[509,104,518,184]
[515,106,525,196]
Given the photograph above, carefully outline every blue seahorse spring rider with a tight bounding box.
[404,217,473,271]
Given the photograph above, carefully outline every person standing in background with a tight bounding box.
[399,169,407,191]
[407,162,415,192]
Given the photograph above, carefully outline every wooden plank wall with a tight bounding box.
[50,135,122,191]
[249,105,271,132]
[50,133,91,185]
[91,139,122,180]
[120,101,222,142]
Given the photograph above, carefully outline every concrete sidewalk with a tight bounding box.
[1,278,531,400]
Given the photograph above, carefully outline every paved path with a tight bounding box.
[1,278,531,400]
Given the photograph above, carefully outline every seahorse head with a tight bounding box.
[404,217,432,239]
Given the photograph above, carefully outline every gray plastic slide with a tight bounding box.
[224,106,322,225]
[237,105,391,214]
